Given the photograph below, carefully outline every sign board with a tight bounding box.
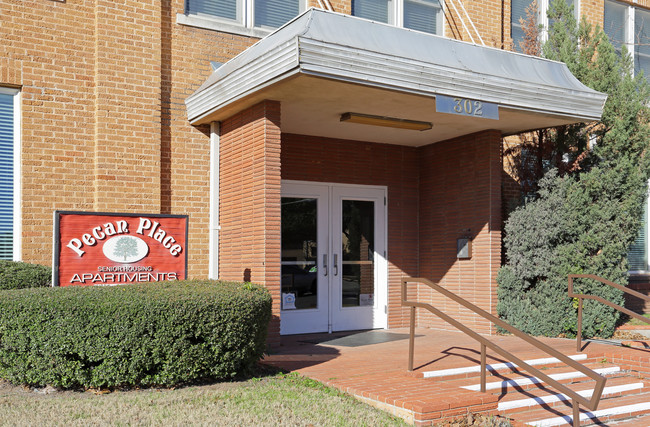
[436,95,499,120]
[53,211,188,287]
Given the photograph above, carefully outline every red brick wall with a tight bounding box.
[219,100,282,343]
[418,130,502,335]
[627,278,650,314]
[1,0,163,264]
[281,134,420,328]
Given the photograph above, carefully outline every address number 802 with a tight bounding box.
[453,98,483,117]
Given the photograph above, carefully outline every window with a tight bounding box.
[352,0,443,36]
[511,0,578,52]
[0,88,19,261]
[604,0,650,78]
[629,186,649,273]
[511,0,535,51]
[182,0,304,36]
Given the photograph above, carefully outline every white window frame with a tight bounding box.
[0,87,21,261]
[629,182,650,275]
[604,0,650,78]
[177,0,307,38]
[352,0,445,37]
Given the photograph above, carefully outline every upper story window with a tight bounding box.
[629,186,649,273]
[511,0,577,52]
[352,0,444,36]
[0,88,20,261]
[181,0,304,37]
[604,0,650,78]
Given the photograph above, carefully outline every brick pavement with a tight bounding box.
[262,328,650,425]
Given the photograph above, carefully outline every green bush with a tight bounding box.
[498,0,650,339]
[0,280,271,388]
[0,260,52,290]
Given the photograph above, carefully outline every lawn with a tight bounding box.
[625,313,650,326]
[0,372,407,426]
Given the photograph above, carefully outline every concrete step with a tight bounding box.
[521,392,650,426]
[460,365,621,392]
[421,354,588,380]
[497,379,645,411]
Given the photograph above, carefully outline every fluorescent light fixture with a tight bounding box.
[340,112,432,131]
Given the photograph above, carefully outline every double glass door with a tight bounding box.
[280,181,387,335]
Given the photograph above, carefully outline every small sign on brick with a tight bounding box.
[53,211,188,287]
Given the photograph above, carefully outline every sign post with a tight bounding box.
[53,211,188,287]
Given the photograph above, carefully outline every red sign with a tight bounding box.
[53,212,188,287]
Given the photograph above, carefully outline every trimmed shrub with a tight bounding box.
[0,260,52,290]
[0,280,271,388]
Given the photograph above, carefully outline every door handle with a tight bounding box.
[323,254,328,277]
[333,254,338,276]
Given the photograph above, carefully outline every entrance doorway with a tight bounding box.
[280,181,387,335]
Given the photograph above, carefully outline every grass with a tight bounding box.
[0,372,407,426]
[624,313,650,326]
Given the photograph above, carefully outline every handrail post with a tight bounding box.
[572,399,580,427]
[576,297,583,353]
[480,343,486,393]
[408,306,415,372]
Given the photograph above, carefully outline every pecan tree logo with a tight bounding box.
[102,235,149,263]
[114,237,138,261]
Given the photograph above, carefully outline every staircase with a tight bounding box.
[419,354,650,426]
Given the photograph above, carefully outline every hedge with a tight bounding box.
[0,280,271,388]
[0,260,52,290]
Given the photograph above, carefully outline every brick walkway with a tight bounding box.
[261,328,650,425]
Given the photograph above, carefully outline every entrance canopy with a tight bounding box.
[186,9,606,146]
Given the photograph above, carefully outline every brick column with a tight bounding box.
[219,100,282,346]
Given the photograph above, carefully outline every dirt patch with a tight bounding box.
[436,413,512,426]
[612,330,649,341]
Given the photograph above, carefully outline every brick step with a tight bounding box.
[496,376,648,412]
[605,412,650,426]
[450,364,622,393]
[514,391,650,426]
[419,354,589,380]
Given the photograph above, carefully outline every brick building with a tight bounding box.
[0,0,646,344]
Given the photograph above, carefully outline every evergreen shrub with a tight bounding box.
[0,280,271,388]
[497,0,650,339]
[0,260,52,290]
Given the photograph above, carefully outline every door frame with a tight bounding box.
[280,180,388,335]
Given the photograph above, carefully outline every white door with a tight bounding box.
[280,181,387,335]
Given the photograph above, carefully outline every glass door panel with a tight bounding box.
[281,197,318,310]
[331,186,386,332]
[341,200,375,308]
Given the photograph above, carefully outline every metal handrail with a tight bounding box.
[402,277,606,427]
[569,274,650,352]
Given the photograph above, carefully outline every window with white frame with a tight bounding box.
[629,186,649,273]
[604,0,650,78]
[183,0,304,34]
[511,0,578,52]
[0,88,20,261]
[352,0,443,36]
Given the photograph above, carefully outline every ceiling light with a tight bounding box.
[340,112,432,131]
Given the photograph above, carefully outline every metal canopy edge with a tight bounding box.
[186,8,606,127]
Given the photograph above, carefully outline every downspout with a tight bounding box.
[209,121,221,279]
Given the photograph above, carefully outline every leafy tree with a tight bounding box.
[114,237,139,261]
[498,0,650,338]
